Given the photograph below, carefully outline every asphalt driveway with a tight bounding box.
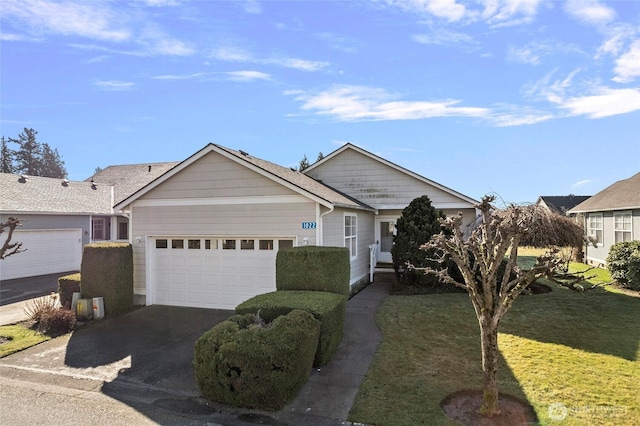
[0,305,231,396]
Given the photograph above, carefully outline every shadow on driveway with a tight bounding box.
[0,271,77,306]
[64,305,231,396]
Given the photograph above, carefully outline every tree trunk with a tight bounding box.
[479,319,500,416]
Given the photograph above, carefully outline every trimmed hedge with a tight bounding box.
[236,290,347,366]
[80,243,133,316]
[276,246,350,297]
[194,309,320,410]
[58,273,81,309]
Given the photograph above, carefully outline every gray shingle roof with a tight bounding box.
[537,195,592,214]
[569,172,640,213]
[0,173,113,214]
[215,145,375,211]
[88,162,179,204]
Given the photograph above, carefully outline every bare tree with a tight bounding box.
[417,195,584,417]
[0,217,24,260]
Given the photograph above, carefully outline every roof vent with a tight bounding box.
[91,182,97,190]
[239,150,249,156]
[62,179,70,187]
[148,165,152,172]
[18,175,28,183]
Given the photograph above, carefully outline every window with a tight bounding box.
[205,239,217,250]
[118,221,128,240]
[614,212,632,243]
[278,240,293,250]
[156,239,168,249]
[345,214,357,259]
[172,239,184,249]
[259,240,274,250]
[92,218,105,240]
[241,239,255,250]
[188,239,201,249]
[222,239,236,250]
[587,213,603,246]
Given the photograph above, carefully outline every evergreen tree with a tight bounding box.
[298,154,310,171]
[0,137,14,174]
[6,128,67,178]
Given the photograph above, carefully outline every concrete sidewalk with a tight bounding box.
[275,272,392,423]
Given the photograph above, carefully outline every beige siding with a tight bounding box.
[142,151,296,200]
[306,149,472,209]
[130,202,318,298]
[321,207,376,286]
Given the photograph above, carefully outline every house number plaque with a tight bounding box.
[301,222,317,229]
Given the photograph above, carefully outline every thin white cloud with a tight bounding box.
[383,0,467,22]
[491,111,554,126]
[211,46,329,72]
[287,85,489,121]
[143,0,182,6]
[412,28,479,48]
[226,70,271,82]
[480,0,542,28]
[1,0,130,42]
[94,80,135,91]
[559,87,640,118]
[507,43,549,65]
[316,33,359,53]
[572,179,593,188]
[152,72,210,81]
[564,0,616,26]
[243,0,262,14]
[613,40,640,83]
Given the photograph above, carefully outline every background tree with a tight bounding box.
[390,195,451,291]
[417,196,584,417]
[5,128,67,178]
[298,154,310,171]
[1,137,14,173]
[0,217,24,260]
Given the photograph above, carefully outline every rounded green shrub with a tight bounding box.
[58,273,81,309]
[193,309,320,410]
[606,241,640,289]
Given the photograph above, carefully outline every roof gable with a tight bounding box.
[0,173,113,215]
[114,144,375,212]
[569,172,640,213]
[303,143,478,209]
[537,195,591,214]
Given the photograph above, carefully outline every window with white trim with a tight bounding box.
[614,211,632,243]
[587,213,603,246]
[345,213,357,259]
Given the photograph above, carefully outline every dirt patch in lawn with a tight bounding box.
[442,390,537,426]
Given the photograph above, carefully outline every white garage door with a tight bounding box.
[0,229,82,281]
[150,237,293,310]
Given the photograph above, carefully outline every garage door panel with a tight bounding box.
[0,229,82,280]
[151,237,278,309]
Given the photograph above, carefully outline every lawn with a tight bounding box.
[0,324,50,357]
[349,255,640,425]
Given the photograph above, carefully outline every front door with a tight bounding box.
[375,218,396,263]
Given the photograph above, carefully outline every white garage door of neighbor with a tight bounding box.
[0,229,82,281]
[151,237,294,310]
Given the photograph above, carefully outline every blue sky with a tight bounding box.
[1,0,639,205]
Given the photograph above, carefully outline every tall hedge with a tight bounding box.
[276,246,350,296]
[194,310,320,410]
[80,242,133,316]
[58,273,81,309]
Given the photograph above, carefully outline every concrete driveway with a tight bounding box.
[0,305,231,396]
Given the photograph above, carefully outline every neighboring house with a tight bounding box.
[536,195,591,216]
[0,173,115,280]
[0,164,177,281]
[114,143,479,310]
[568,172,640,266]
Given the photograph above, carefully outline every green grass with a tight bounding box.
[350,257,640,425]
[0,324,50,357]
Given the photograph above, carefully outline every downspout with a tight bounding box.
[317,203,335,246]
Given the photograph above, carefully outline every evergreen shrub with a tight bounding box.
[607,241,640,290]
[193,310,320,410]
[236,290,346,366]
